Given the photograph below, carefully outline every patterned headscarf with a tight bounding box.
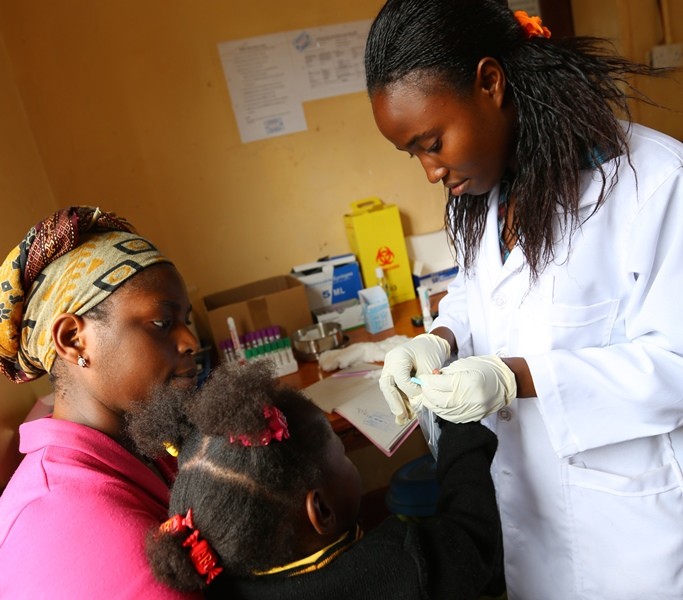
[0,206,170,383]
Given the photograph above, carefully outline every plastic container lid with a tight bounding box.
[385,453,440,517]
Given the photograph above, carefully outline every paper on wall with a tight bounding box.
[217,20,372,143]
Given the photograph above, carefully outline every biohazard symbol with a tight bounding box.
[375,246,395,267]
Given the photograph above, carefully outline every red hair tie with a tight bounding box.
[229,405,290,447]
[514,10,551,39]
[182,530,224,585]
[159,508,224,584]
[159,508,195,534]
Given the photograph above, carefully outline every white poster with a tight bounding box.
[218,20,372,143]
[218,33,307,144]
[288,20,372,102]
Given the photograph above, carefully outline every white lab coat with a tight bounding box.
[432,123,683,600]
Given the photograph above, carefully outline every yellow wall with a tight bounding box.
[0,32,55,273]
[0,30,55,483]
[0,0,446,487]
[0,0,445,347]
[0,1,680,346]
[572,0,683,140]
[0,1,680,437]
[0,28,55,406]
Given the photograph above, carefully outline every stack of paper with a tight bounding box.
[303,364,418,457]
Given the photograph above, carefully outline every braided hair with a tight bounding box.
[125,359,333,591]
[365,0,669,279]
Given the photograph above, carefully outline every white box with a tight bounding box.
[358,286,393,334]
[313,298,365,330]
[291,254,363,311]
[406,230,459,295]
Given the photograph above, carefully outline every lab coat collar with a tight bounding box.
[480,183,525,292]
[482,154,621,292]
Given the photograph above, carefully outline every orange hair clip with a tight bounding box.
[514,10,551,39]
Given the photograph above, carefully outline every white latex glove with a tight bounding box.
[418,355,517,423]
[379,334,452,425]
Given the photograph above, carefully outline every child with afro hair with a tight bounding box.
[126,359,504,599]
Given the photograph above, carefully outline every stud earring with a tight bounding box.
[77,355,88,368]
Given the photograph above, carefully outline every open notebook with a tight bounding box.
[303,364,418,457]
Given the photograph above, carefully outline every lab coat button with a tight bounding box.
[498,408,512,421]
[493,294,506,308]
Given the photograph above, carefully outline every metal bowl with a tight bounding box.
[292,322,345,361]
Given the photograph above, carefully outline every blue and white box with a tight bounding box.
[291,254,364,311]
[359,286,393,334]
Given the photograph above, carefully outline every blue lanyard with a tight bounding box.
[497,178,512,263]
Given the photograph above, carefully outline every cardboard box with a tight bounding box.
[291,254,364,311]
[358,286,393,334]
[344,197,415,304]
[203,275,312,349]
[313,298,365,330]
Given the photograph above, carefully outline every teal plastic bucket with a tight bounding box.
[385,453,439,518]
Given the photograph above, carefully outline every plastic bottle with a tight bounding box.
[375,266,393,305]
[416,285,433,331]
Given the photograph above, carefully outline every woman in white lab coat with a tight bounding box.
[365,1,683,598]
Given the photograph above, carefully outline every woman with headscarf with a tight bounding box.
[0,206,202,599]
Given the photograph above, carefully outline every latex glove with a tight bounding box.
[418,355,517,423]
[379,334,452,425]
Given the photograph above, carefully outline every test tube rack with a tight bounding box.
[218,325,298,378]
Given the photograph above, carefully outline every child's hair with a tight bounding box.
[365,0,670,279]
[126,360,333,591]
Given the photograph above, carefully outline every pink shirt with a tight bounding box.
[0,417,201,599]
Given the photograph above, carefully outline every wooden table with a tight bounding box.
[280,293,443,451]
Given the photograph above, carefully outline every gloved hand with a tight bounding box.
[418,355,517,423]
[379,333,452,424]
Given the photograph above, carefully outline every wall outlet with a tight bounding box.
[650,43,683,68]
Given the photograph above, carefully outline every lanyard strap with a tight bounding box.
[497,179,513,263]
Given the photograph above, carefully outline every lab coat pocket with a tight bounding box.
[563,459,683,597]
[516,294,618,352]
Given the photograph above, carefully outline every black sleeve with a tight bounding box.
[215,422,505,600]
[416,420,505,599]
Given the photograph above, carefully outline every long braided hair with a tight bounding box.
[365,0,668,278]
